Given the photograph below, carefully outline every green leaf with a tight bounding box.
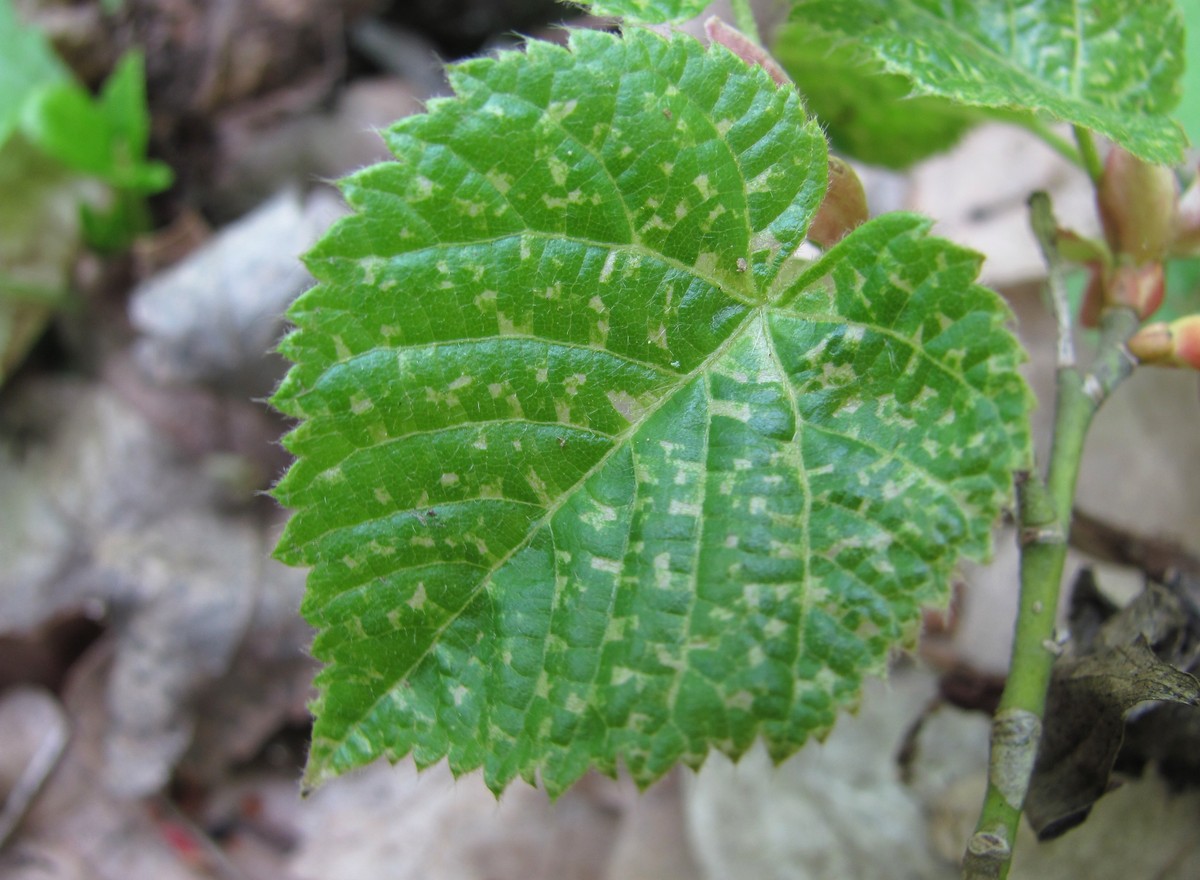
[789,0,1187,165]
[1178,0,1200,146]
[80,191,154,253]
[0,135,86,385]
[273,28,1032,795]
[20,51,172,193]
[0,0,69,148]
[98,52,154,168]
[773,23,974,168]
[569,0,711,23]
[22,83,115,175]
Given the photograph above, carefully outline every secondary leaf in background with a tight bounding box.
[0,0,68,148]
[570,0,711,23]
[71,53,174,252]
[273,28,1031,795]
[21,51,172,193]
[96,51,162,187]
[773,24,974,169]
[0,137,97,383]
[1177,0,1200,146]
[0,14,172,379]
[788,0,1187,165]
[0,0,78,379]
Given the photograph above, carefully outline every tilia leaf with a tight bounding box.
[569,0,711,24]
[788,0,1186,165]
[272,28,1032,795]
[773,23,974,169]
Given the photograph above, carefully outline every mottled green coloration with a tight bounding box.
[572,0,710,24]
[273,29,1032,795]
[774,24,974,168]
[789,0,1186,164]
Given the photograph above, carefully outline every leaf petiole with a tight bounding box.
[1072,125,1105,185]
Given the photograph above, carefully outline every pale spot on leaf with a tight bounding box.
[606,390,644,422]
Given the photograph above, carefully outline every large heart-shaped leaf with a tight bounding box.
[273,28,1032,795]
[788,0,1186,165]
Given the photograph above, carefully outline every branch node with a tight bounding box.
[967,830,1011,859]
[990,708,1041,810]
[964,827,1012,879]
[1019,524,1064,547]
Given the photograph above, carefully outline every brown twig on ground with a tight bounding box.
[1069,508,1200,582]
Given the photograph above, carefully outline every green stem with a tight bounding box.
[729,0,762,45]
[1026,192,1075,368]
[961,195,1138,880]
[1072,125,1104,185]
[963,309,1137,880]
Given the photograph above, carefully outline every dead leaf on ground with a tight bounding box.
[0,377,311,798]
[129,188,344,397]
[291,762,629,880]
[0,687,69,848]
[1026,578,1200,839]
[0,643,212,880]
[686,670,958,880]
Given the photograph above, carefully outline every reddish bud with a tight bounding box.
[1097,147,1179,263]
[1078,263,1106,328]
[704,17,791,87]
[1175,315,1200,370]
[1080,261,1164,327]
[1107,262,1165,320]
[1129,315,1200,370]
[808,157,868,248]
[1128,322,1174,363]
